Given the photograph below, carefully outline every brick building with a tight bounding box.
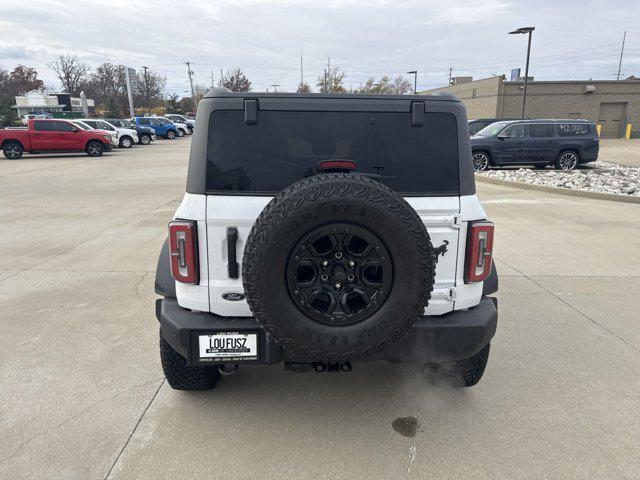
[423,76,640,138]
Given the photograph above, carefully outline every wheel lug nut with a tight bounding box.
[321,274,329,281]
[348,260,355,267]
[335,252,343,259]
[335,283,341,288]
[322,260,329,266]
[347,274,354,281]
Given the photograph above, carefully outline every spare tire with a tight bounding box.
[242,173,435,361]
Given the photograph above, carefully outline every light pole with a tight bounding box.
[508,26,535,118]
[407,70,417,95]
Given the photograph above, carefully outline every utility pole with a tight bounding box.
[185,62,196,111]
[617,30,627,80]
[271,84,279,93]
[219,68,224,87]
[324,69,328,93]
[142,66,149,115]
[300,42,304,86]
[448,67,453,85]
[210,71,215,88]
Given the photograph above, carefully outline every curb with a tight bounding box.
[475,174,640,204]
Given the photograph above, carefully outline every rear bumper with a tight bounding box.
[157,297,497,366]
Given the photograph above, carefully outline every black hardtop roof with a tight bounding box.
[203,87,459,102]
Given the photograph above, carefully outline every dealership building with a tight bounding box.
[12,90,96,118]
[422,76,640,138]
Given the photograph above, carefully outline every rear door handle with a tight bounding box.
[226,227,239,278]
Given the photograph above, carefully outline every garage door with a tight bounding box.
[598,102,626,138]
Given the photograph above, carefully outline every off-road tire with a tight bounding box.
[139,133,151,145]
[160,335,220,390]
[85,141,104,157]
[242,173,436,362]
[166,130,176,140]
[2,141,23,160]
[422,343,490,387]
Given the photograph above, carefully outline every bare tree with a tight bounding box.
[136,68,167,111]
[356,76,392,94]
[220,68,251,92]
[392,75,413,94]
[85,63,128,115]
[48,55,90,95]
[317,66,347,93]
[296,82,312,93]
[355,75,412,94]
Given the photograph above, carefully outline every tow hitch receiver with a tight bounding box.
[285,361,353,373]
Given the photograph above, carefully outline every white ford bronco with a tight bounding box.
[154,90,497,390]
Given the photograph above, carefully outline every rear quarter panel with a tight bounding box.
[0,129,32,150]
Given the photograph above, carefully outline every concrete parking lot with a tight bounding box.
[599,138,640,167]
[1,139,639,480]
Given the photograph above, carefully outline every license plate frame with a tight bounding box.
[196,331,259,363]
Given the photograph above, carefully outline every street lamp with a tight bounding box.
[407,70,418,95]
[508,26,535,118]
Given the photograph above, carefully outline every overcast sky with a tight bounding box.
[1,0,639,95]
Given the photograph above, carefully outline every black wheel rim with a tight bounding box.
[88,144,101,155]
[286,223,393,326]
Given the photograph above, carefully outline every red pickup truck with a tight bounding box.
[0,119,114,159]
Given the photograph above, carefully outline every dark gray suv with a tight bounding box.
[470,119,599,171]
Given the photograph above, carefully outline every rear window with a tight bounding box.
[206,110,459,195]
[558,123,590,136]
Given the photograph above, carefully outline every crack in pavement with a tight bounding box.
[104,379,165,480]
[135,272,150,302]
[495,256,640,354]
[1,377,165,465]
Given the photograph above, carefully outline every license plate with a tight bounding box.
[198,332,258,361]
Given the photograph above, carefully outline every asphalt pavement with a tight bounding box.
[1,139,639,479]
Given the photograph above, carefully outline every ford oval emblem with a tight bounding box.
[222,292,245,301]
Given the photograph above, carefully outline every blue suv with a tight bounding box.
[469,119,599,171]
[133,117,180,140]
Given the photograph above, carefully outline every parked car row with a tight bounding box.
[468,118,599,171]
[0,114,193,159]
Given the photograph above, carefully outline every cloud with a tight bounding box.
[0,0,638,94]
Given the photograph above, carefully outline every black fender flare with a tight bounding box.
[155,237,176,298]
[482,259,498,296]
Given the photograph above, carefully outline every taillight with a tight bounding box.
[465,221,494,283]
[168,220,199,284]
